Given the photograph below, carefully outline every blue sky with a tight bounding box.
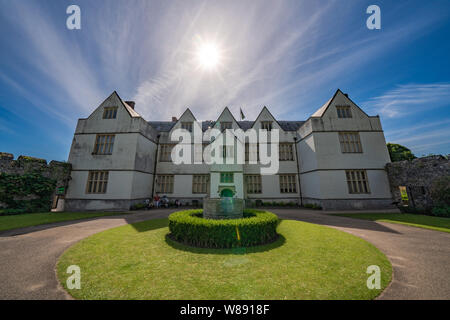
[0,0,449,161]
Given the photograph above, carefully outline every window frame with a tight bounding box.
[345,170,370,194]
[220,122,232,131]
[220,172,234,183]
[336,106,352,118]
[245,143,259,163]
[279,143,294,161]
[93,134,115,155]
[339,132,363,153]
[159,144,174,162]
[181,122,193,132]
[192,174,209,194]
[156,175,174,193]
[261,121,273,131]
[86,171,109,194]
[279,174,297,193]
[103,107,118,119]
[245,174,262,194]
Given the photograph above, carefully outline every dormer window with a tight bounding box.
[181,122,193,132]
[103,107,118,119]
[261,121,273,131]
[220,122,232,131]
[336,106,352,118]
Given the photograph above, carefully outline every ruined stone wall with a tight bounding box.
[386,155,449,209]
[0,152,72,210]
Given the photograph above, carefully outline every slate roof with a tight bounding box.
[147,120,305,132]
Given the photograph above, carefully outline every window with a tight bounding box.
[181,122,193,132]
[86,171,108,194]
[220,122,232,131]
[245,175,262,194]
[261,121,273,131]
[339,132,362,153]
[279,143,294,161]
[220,173,234,183]
[159,144,174,162]
[345,170,370,194]
[192,175,209,194]
[93,134,115,155]
[103,107,118,119]
[222,145,234,159]
[279,174,297,193]
[245,143,259,162]
[336,106,352,118]
[157,175,174,193]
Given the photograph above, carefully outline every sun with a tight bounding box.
[196,42,221,70]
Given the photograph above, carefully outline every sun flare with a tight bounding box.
[196,42,221,70]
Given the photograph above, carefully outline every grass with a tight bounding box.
[57,218,391,300]
[0,211,130,232]
[335,213,450,233]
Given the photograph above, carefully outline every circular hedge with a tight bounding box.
[168,209,279,248]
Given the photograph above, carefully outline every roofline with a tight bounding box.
[250,105,286,132]
[213,106,243,129]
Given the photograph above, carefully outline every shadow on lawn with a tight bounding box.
[273,209,402,234]
[164,233,286,255]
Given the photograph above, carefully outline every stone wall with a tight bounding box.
[0,152,72,210]
[385,155,449,210]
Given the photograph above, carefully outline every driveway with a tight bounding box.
[0,208,449,299]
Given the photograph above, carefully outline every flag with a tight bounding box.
[240,108,245,120]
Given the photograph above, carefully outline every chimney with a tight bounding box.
[125,101,135,109]
[344,93,349,98]
[172,117,178,122]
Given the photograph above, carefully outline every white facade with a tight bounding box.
[65,89,393,211]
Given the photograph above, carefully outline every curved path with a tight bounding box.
[0,209,449,300]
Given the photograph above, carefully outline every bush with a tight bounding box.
[431,206,450,217]
[0,208,29,216]
[303,203,322,210]
[130,203,146,210]
[168,209,279,248]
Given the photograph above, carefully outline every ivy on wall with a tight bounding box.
[0,172,56,213]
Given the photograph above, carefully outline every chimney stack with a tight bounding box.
[172,117,178,122]
[125,101,135,109]
[344,93,349,98]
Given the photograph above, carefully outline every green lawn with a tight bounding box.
[57,218,391,300]
[0,211,130,232]
[335,213,450,233]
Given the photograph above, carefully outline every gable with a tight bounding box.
[87,91,141,122]
[169,108,200,133]
[214,107,241,131]
[311,89,369,120]
[251,106,283,131]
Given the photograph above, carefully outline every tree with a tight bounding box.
[387,143,416,162]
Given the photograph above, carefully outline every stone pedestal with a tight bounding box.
[203,198,244,219]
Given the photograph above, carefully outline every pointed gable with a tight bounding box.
[311,89,369,119]
[214,107,241,131]
[87,91,141,121]
[251,106,283,131]
[169,108,200,133]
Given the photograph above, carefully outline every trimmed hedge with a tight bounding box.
[168,209,279,248]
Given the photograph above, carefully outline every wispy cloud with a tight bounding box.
[365,83,450,118]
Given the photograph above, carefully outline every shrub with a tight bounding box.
[130,203,146,210]
[431,206,450,217]
[168,209,279,248]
